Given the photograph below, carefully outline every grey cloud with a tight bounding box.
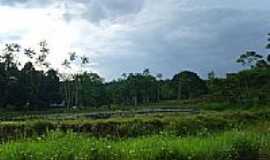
[0,0,27,6]
[0,0,52,7]
[0,33,21,42]
[92,4,270,80]
[81,0,144,23]
[1,0,270,80]
[34,0,145,23]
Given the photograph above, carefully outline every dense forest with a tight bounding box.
[0,34,270,110]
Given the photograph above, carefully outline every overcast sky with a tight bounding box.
[0,0,270,80]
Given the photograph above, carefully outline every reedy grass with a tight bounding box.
[0,110,269,140]
[0,130,269,160]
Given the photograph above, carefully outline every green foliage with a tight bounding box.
[106,69,159,106]
[206,68,270,105]
[0,110,269,139]
[1,33,270,110]
[172,71,208,100]
[236,51,263,69]
[76,72,105,107]
[0,130,268,160]
[0,42,60,108]
[228,138,260,160]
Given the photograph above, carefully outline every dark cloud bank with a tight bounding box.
[1,0,270,80]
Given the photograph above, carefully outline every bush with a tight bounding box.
[0,130,268,160]
[0,111,269,140]
[227,138,260,160]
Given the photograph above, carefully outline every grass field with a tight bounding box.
[0,129,269,160]
[0,102,269,159]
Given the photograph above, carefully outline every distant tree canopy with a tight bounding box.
[76,72,105,107]
[236,51,264,68]
[172,71,208,100]
[237,51,270,69]
[0,42,61,109]
[105,69,158,106]
[0,33,270,110]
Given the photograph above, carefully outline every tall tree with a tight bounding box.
[172,71,208,100]
[78,72,105,107]
[41,69,62,105]
[0,43,21,107]
[36,40,50,69]
[156,73,163,102]
[266,33,270,49]
[61,57,73,109]
[236,51,263,69]
[61,52,90,108]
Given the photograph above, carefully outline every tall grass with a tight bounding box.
[0,110,269,139]
[0,130,269,160]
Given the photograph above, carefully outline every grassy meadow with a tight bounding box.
[0,102,269,160]
[0,130,269,160]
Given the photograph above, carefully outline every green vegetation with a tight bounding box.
[0,109,268,139]
[0,30,270,159]
[0,129,269,160]
[0,34,270,109]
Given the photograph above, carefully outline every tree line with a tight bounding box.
[0,34,270,110]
